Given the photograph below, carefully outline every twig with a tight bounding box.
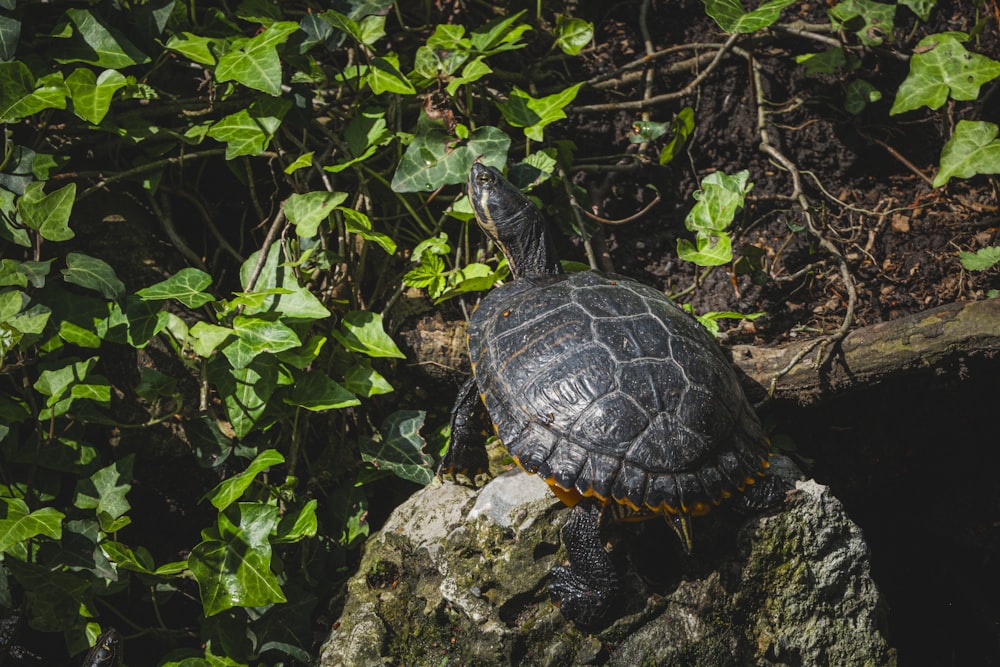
[69,149,230,200]
[572,33,740,113]
[245,208,287,293]
[581,191,661,225]
[147,193,209,271]
[870,136,935,187]
[743,46,858,382]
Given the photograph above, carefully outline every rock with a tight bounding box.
[319,463,896,667]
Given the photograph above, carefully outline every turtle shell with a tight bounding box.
[469,270,769,517]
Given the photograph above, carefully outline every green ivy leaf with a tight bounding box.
[164,31,218,65]
[65,68,127,124]
[677,170,752,267]
[343,360,394,397]
[188,502,286,615]
[959,246,1000,271]
[189,322,234,357]
[222,315,301,370]
[216,355,277,439]
[284,371,360,411]
[273,499,318,544]
[659,107,696,166]
[891,33,1000,115]
[203,449,285,511]
[704,0,797,33]
[62,252,125,300]
[17,182,76,242]
[0,498,64,557]
[51,8,150,68]
[339,207,397,254]
[899,0,936,21]
[136,268,215,308]
[237,244,331,320]
[554,15,593,55]
[445,57,493,96]
[215,21,299,95]
[391,122,510,193]
[829,0,896,46]
[285,191,349,237]
[795,48,848,75]
[367,54,416,94]
[933,120,1000,187]
[361,410,433,485]
[498,83,582,142]
[0,62,68,122]
[469,10,531,55]
[0,12,20,61]
[74,455,133,524]
[844,79,882,114]
[207,97,292,159]
[34,356,99,417]
[334,311,405,359]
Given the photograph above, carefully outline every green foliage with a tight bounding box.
[933,120,1000,187]
[959,247,1000,271]
[677,170,753,267]
[0,2,598,661]
[890,33,1000,115]
[704,0,798,33]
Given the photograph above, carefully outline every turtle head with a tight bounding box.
[468,163,562,278]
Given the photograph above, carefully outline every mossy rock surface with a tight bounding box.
[320,465,896,667]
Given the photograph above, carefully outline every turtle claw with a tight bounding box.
[548,564,616,628]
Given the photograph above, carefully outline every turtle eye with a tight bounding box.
[476,171,492,185]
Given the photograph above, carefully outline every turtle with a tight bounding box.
[80,628,122,667]
[443,162,784,627]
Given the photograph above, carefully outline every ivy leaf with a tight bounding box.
[17,182,76,242]
[343,360,394,397]
[391,121,510,193]
[899,0,936,21]
[959,246,1000,271]
[215,21,299,95]
[339,207,397,254]
[273,499,318,544]
[828,0,896,46]
[51,8,150,68]
[62,252,125,300]
[0,62,68,122]
[284,371,360,411]
[188,502,286,615]
[65,68,127,124]
[659,106,696,165]
[361,410,434,485]
[498,83,582,142]
[554,16,593,55]
[207,97,292,159]
[284,191,348,237]
[223,315,302,370]
[334,311,405,359]
[0,498,64,557]
[367,54,416,94]
[890,33,1000,115]
[933,120,1000,187]
[74,455,133,527]
[704,0,798,33]
[0,12,20,61]
[202,449,285,511]
[164,31,218,66]
[214,355,277,438]
[677,170,752,266]
[135,267,214,308]
[189,322,233,357]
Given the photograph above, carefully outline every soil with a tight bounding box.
[509,0,1000,663]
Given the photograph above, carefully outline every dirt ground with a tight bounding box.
[520,0,1000,662]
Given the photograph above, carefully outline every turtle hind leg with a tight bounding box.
[731,473,791,513]
[439,375,490,480]
[548,499,620,628]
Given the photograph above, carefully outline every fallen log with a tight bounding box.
[732,298,1000,405]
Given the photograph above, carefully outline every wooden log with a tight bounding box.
[732,298,1000,405]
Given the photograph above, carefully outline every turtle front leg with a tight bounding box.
[549,499,619,627]
[439,375,490,479]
